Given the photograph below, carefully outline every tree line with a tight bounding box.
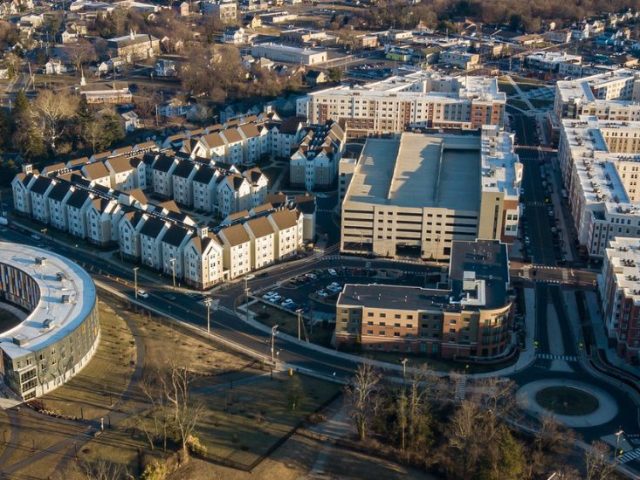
[345,364,619,480]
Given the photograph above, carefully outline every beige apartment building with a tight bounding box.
[297,71,506,137]
[340,127,521,261]
[335,240,514,359]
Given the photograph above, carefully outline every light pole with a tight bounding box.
[204,298,212,335]
[270,325,279,364]
[296,308,303,341]
[244,274,254,322]
[400,357,408,383]
[133,266,139,299]
[615,429,624,461]
[169,258,176,289]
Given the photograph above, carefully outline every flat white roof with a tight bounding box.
[606,238,640,304]
[0,242,96,360]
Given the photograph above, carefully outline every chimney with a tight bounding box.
[198,226,209,238]
[22,164,33,174]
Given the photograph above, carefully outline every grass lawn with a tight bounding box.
[194,374,340,468]
[250,303,333,347]
[39,300,137,421]
[535,386,599,416]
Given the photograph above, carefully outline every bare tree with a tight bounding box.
[345,363,381,441]
[33,89,79,151]
[585,441,616,480]
[161,363,204,457]
[67,39,96,72]
[79,459,130,480]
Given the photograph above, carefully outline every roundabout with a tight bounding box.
[516,379,618,428]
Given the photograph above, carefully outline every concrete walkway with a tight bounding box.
[516,378,618,428]
[547,303,573,373]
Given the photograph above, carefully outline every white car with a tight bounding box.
[317,290,328,298]
[328,268,338,276]
[137,289,149,299]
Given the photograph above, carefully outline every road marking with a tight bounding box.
[618,448,640,464]
[536,353,578,362]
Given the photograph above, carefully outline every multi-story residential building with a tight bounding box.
[161,224,193,281]
[218,174,252,217]
[268,209,303,259]
[107,31,160,62]
[440,48,480,70]
[600,238,640,365]
[0,243,100,400]
[555,69,640,121]
[558,116,640,257]
[151,154,179,198]
[340,127,522,260]
[47,181,74,231]
[183,228,224,289]
[140,217,169,270]
[81,161,112,187]
[218,223,252,279]
[86,198,118,247]
[297,71,506,137]
[29,176,56,224]
[172,161,198,207]
[118,210,145,260]
[335,239,513,359]
[244,217,275,269]
[105,155,146,191]
[251,43,327,66]
[66,189,92,239]
[243,167,269,206]
[11,171,36,215]
[192,165,221,212]
[289,121,345,191]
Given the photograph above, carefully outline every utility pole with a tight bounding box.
[204,297,212,334]
[244,274,254,322]
[401,358,408,384]
[615,429,624,461]
[133,266,139,299]
[169,258,176,289]
[270,325,279,364]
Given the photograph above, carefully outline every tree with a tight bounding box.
[345,363,381,441]
[79,459,130,480]
[4,52,20,80]
[33,89,79,152]
[68,39,97,73]
[327,68,342,83]
[585,441,616,480]
[477,425,525,480]
[12,90,45,159]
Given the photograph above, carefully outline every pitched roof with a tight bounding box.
[106,155,134,173]
[222,128,242,144]
[243,167,264,184]
[140,217,166,237]
[67,189,91,209]
[152,154,177,173]
[129,188,148,204]
[30,176,54,195]
[201,132,225,148]
[239,123,260,139]
[220,223,250,246]
[66,157,90,167]
[162,225,191,247]
[41,162,67,175]
[172,160,195,178]
[294,194,316,214]
[279,116,305,135]
[246,216,274,238]
[270,209,299,230]
[47,181,72,202]
[157,199,180,213]
[83,161,111,179]
[193,165,216,184]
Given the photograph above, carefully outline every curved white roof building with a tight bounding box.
[0,242,100,401]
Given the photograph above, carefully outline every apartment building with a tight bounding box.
[268,209,303,259]
[297,71,506,137]
[151,154,179,198]
[335,240,514,359]
[526,51,583,76]
[29,176,55,224]
[105,155,147,191]
[289,121,345,191]
[183,229,224,289]
[107,31,160,62]
[202,0,237,23]
[440,49,480,70]
[558,116,640,257]
[47,181,74,231]
[161,224,193,280]
[172,161,198,207]
[244,217,275,269]
[340,127,521,261]
[600,238,640,365]
[555,69,640,121]
[218,223,252,279]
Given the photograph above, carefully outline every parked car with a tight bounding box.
[137,289,149,299]
[328,268,338,276]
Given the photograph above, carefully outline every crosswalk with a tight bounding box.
[536,353,578,362]
[617,448,640,464]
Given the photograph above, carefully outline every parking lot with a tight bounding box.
[255,265,444,319]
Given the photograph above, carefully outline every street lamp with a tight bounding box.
[400,357,408,382]
[169,258,176,289]
[133,266,139,299]
[244,274,255,322]
[204,298,212,335]
[270,325,279,364]
[296,308,303,341]
[615,429,624,461]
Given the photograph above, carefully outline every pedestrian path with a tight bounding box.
[618,448,640,464]
[536,353,578,362]
[454,375,467,402]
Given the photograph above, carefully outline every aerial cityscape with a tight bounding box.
[0,0,639,478]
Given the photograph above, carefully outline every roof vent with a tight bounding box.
[35,257,47,266]
[61,294,70,304]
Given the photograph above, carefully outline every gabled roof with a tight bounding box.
[190,234,222,254]
[239,123,260,139]
[48,181,73,202]
[220,223,250,246]
[66,157,90,168]
[162,224,191,247]
[41,162,67,175]
[193,165,216,184]
[201,132,225,149]
[222,128,243,144]
[83,161,111,179]
[270,209,299,230]
[106,155,135,173]
[91,197,112,213]
[243,167,264,185]
[157,199,180,213]
[279,116,305,135]
[172,160,195,179]
[140,217,166,237]
[30,176,54,195]
[152,154,177,173]
[246,216,274,238]
[66,189,91,209]
[129,188,148,204]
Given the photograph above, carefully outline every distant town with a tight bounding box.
[0,0,640,478]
